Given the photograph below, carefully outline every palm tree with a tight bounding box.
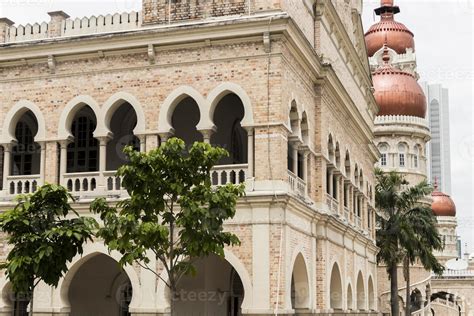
[403,205,444,315]
[374,169,444,316]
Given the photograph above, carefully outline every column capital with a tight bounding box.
[199,128,215,141]
[96,136,112,145]
[0,142,12,151]
[243,126,254,135]
[59,136,74,148]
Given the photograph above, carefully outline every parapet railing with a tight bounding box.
[374,115,429,129]
[2,11,141,43]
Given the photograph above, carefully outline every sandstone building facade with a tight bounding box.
[0,0,379,315]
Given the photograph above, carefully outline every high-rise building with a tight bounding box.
[422,83,452,194]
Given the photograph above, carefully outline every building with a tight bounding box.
[365,0,433,314]
[0,0,380,315]
[422,83,452,195]
[366,1,472,315]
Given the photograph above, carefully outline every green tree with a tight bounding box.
[0,184,97,316]
[91,138,245,315]
[375,169,443,316]
[402,205,444,316]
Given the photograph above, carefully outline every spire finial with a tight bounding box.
[382,42,390,64]
[434,176,439,190]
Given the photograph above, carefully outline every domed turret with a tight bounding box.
[432,181,456,217]
[365,0,415,57]
[372,47,427,118]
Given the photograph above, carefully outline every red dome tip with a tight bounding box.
[431,186,456,217]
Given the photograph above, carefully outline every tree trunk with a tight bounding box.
[405,257,411,316]
[389,264,400,316]
[29,289,34,316]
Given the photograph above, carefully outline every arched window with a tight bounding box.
[378,143,388,167]
[398,143,407,168]
[211,94,247,165]
[171,97,203,146]
[12,111,41,176]
[67,106,99,173]
[106,103,139,171]
[414,145,421,169]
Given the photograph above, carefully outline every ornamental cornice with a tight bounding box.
[317,0,378,116]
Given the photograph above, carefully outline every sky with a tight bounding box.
[1,1,473,252]
[362,0,474,254]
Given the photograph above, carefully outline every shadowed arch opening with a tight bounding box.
[410,288,422,312]
[287,102,302,178]
[11,110,40,177]
[67,254,132,316]
[328,134,334,162]
[1,282,30,316]
[368,276,375,310]
[106,103,139,171]
[171,97,203,145]
[329,263,343,310]
[347,283,353,310]
[210,93,247,165]
[356,271,366,310]
[290,253,310,310]
[175,254,246,316]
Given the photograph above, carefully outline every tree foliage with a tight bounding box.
[375,169,444,316]
[0,184,97,295]
[91,138,245,297]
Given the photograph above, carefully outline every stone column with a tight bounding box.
[328,169,333,197]
[39,142,46,184]
[137,135,146,152]
[59,140,69,186]
[292,144,298,175]
[2,143,11,194]
[200,128,214,144]
[47,11,69,38]
[302,151,309,196]
[245,127,254,178]
[97,136,110,193]
[0,18,14,43]
[158,132,172,143]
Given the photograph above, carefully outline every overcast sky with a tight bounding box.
[1,1,473,253]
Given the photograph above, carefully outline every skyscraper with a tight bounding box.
[422,83,452,194]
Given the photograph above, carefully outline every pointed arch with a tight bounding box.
[287,251,311,310]
[347,282,354,310]
[58,95,101,139]
[356,271,366,311]
[100,91,146,136]
[158,86,207,134]
[0,100,46,143]
[329,262,343,310]
[207,82,254,128]
[155,248,253,312]
[368,275,375,310]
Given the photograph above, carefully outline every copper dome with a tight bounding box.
[372,56,427,118]
[431,185,456,217]
[365,0,415,57]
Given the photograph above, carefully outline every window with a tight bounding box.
[67,107,98,173]
[399,154,405,167]
[380,153,387,166]
[12,117,40,176]
[414,155,418,168]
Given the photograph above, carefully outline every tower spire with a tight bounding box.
[375,0,400,17]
